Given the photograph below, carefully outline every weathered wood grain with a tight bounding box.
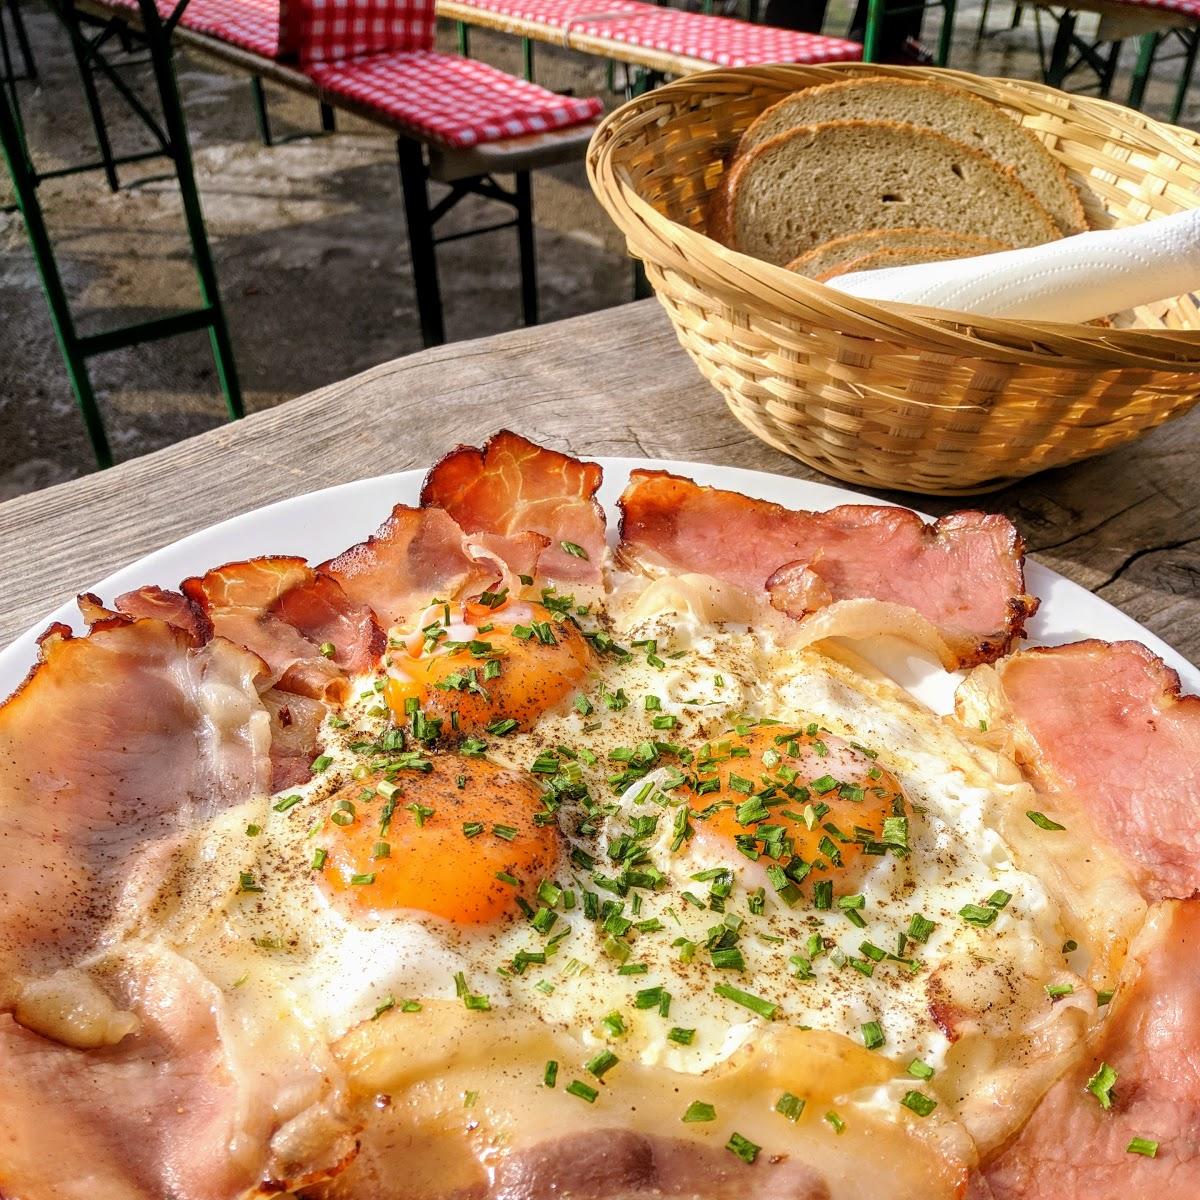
[1,300,1197,664]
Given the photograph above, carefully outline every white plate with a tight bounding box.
[2,458,1195,709]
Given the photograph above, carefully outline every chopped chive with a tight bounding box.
[861,1020,885,1050]
[668,1027,695,1045]
[682,1100,716,1122]
[566,1079,598,1103]
[1086,1062,1118,1109]
[959,903,998,927]
[560,540,589,560]
[311,847,327,870]
[318,641,336,658]
[1045,982,1075,998]
[544,1060,559,1087]
[725,1133,760,1165]
[350,872,375,885]
[775,1092,806,1122]
[1127,1137,1158,1158]
[907,1059,935,1080]
[824,1111,846,1134]
[714,982,778,1019]
[273,793,303,812]
[1027,810,1066,831]
[586,1050,619,1079]
[901,1091,937,1117]
[311,755,333,773]
[908,913,936,942]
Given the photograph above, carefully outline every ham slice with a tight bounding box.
[320,503,544,627]
[182,556,382,702]
[980,900,1200,1199]
[0,621,355,1198]
[420,429,606,584]
[618,470,1036,667]
[0,945,356,1200]
[114,585,214,642]
[994,640,1200,902]
[0,618,270,977]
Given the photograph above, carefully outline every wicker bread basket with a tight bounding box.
[587,63,1200,495]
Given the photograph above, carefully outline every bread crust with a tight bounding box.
[787,227,1010,276]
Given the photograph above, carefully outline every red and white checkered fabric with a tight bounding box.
[305,50,602,145]
[184,0,282,54]
[102,0,282,55]
[569,5,862,65]
[280,0,436,62]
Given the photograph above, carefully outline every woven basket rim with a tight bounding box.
[587,63,1200,368]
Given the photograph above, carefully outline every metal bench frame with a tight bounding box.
[0,0,243,469]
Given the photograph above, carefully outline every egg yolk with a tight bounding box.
[317,753,558,923]
[686,725,906,890]
[384,601,593,734]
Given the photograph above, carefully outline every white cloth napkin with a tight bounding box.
[825,208,1200,323]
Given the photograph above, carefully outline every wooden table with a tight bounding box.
[1,300,1197,666]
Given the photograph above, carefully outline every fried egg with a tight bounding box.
[165,576,1077,1126]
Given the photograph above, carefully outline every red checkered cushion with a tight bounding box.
[103,0,282,55]
[280,0,435,62]
[183,0,282,54]
[305,50,602,145]
[565,5,862,65]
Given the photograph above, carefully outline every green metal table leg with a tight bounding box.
[522,36,533,81]
[936,0,956,65]
[1127,29,1157,110]
[60,0,120,190]
[514,169,537,327]
[0,80,113,466]
[456,20,470,55]
[250,74,272,145]
[1171,28,1199,121]
[396,136,445,348]
[1044,9,1076,88]
[9,0,35,81]
[863,0,884,61]
[319,100,335,130]
[133,0,242,419]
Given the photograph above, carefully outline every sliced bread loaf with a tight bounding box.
[736,77,1087,236]
[787,227,1010,279]
[715,119,1060,267]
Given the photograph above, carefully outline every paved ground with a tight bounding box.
[0,0,1194,498]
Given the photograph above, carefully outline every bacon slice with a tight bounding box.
[618,470,1036,667]
[114,585,214,642]
[420,429,606,583]
[992,640,1200,901]
[182,556,382,702]
[320,503,543,628]
[0,618,270,976]
[980,900,1200,1199]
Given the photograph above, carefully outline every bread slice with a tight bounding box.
[715,119,1061,267]
[811,242,1000,281]
[787,227,1010,279]
[736,77,1087,236]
